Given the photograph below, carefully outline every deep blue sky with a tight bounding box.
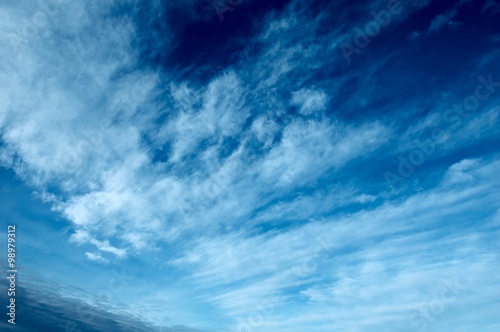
[0,0,499,331]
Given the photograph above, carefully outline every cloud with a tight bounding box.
[85,252,109,264]
[426,1,473,35]
[481,0,500,15]
[427,10,461,34]
[0,0,499,330]
[290,88,328,115]
[169,157,500,331]
[0,278,200,332]
[0,0,394,256]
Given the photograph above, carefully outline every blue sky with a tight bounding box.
[0,0,499,331]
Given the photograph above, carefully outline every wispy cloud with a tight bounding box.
[0,0,499,330]
[85,252,109,264]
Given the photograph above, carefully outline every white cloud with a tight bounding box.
[255,119,390,187]
[85,252,109,264]
[427,11,461,34]
[290,88,328,115]
[168,157,500,330]
[0,1,498,331]
[427,1,472,35]
[0,0,391,260]
[160,71,249,162]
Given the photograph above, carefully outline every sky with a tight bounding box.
[0,0,499,331]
